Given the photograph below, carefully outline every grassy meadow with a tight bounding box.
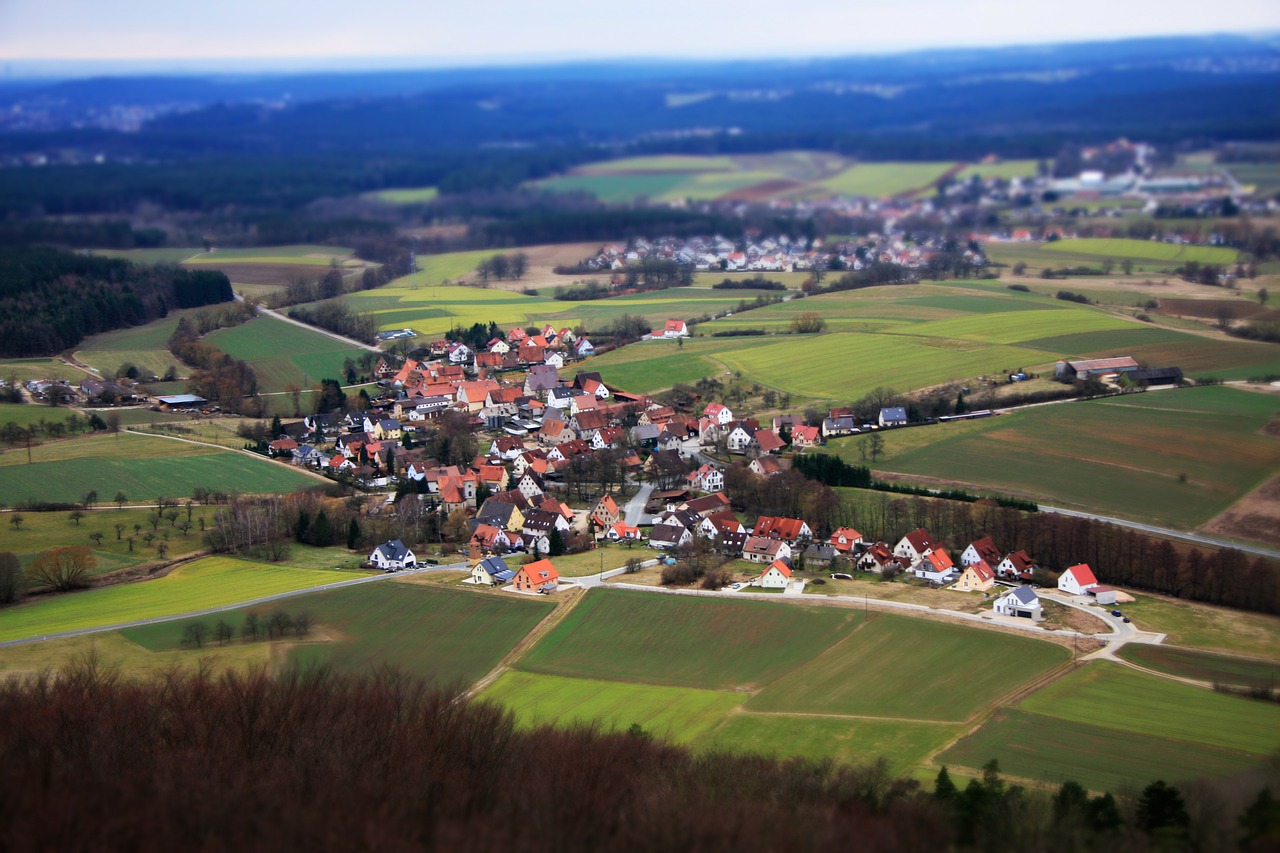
[746,614,1068,721]
[828,386,1280,530]
[0,555,352,642]
[205,314,370,393]
[0,506,211,577]
[125,581,553,686]
[0,432,321,504]
[183,245,355,266]
[1115,644,1280,689]
[74,311,191,379]
[516,588,863,690]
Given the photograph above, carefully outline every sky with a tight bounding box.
[1,0,1278,73]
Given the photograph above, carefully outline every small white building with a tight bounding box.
[370,539,416,571]
[994,586,1044,620]
[759,559,792,589]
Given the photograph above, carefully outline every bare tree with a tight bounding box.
[26,546,96,592]
[89,531,104,546]
[181,622,209,648]
[213,620,235,645]
[114,522,125,540]
[69,510,84,526]
[9,514,22,531]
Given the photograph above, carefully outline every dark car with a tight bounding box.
[1111,610,1123,617]
[1123,617,1132,623]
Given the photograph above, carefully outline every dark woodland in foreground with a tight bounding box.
[0,664,1276,851]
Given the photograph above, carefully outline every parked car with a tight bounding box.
[831,572,853,580]
[731,583,742,590]
[1123,617,1132,623]
[1111,610,1123,617]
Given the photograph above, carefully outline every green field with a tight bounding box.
[939,708,1267,793]
[1116,644,1280,689]
[370,186,439,204]
[1021,662,1280,755]
[746,615,1068,721]
[515,588,863,690]
[0,506,211,577]
[183,245,354,266]
[0,402,83,430]
[74,311,190,378]
[1227,162,1280,197]
[1117,594,1280,657]
[0,358,84,383]
[0,432,321,504]
[481,670,742,743]
[93,247,204,264]
[124,581,553,686]
[828,386,1280,529]
[205,314,370,392]
[703,714,963,776]
[821,162,957,198]
[345,280,556,337]
[956,160,1041,181]
[1041,238,1239,265]
[0,555,354,642]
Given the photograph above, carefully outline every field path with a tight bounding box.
[465,586,588,698]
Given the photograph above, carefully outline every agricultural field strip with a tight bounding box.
[1115,644,1280,688]
[1040,238,1239,265]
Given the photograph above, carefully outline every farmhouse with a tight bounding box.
[1054,356,1140,381]
[662,319,689,338]
[1058,563,1100,596]
[758,560,792,589]
[370,540,416,571]
[513,559,560,593]
[994,586,1044,620]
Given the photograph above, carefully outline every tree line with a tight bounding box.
[1,663,1274,850]
[168,316,259,413]
[286,301,380,344]
[0,247,233,357]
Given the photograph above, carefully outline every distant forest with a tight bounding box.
[0,247,232,357]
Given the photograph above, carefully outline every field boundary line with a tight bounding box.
[119,427,335,486]
[465,585,588,699]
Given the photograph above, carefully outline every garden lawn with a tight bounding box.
[746,614,1068,721]
[481,670,742,743]
[515,588,863,690]
[1116,644,1280,689]
[0,556,351,642]
[703,713,962,775]
[1020,661,1280,755]
[124,581,552,687]
[938,709,1268,793]
[0,432,320,504]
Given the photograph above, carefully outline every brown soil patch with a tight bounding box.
[721,179,807,202]
[1266,418,1280,437]
[1158,298,1278,321]
[1202,473,1280,548]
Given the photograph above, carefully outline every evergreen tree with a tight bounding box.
[311,511,332,547]
[294,510,311,543]
[933,767,957,802]
[548,528,566,557]
[270,414,283,439]
[346,518,361,551]
[1137,780,1189,835]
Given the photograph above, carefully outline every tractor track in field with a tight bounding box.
[464,585,588,700]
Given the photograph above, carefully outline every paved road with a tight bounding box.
[623,483,655,527]
[0,561,469,650]
[1040,505,1280,559]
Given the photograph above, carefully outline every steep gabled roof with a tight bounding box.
[766,560,792,578]
[1065,563,1098,586]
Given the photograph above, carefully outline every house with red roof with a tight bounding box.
[829,528,863,553]
[894,528,936,566]
[960,537,1003,568]
[954,560,996,592]
[858,542,901,573]
[703,402,733,425]
[790,425,822,448]
[1058,563,1100,595]
[662,319,689,338]
[753,516,812,543]
[687,463,724,493]
[914,548,957,584]
[606,521,642,542]
[996,550,1036,581]
[592,494,621,528]
[513,559,560,593]
[759,560,792,590]
[749,456,784,478]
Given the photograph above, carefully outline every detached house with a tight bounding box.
[914,548,956,583]
[742,536,792,564]
[1058,563,1100,596]
[703,402,733,425]
[370,540,416,571]
[790,425,822,449]
[753,516,812,543]
[662,319,689,338]
[471,556,517,586]
[829,528,863,553]
[996,551,1036,581]
[894,528,936,566]
[687,463,724,493]
[758,560,792,590]
[954,560,996,592]
[994,586,1043,620]
[513,559,560,593]
[878,407,908,428]
[591,494,622,529]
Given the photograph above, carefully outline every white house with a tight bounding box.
[726,424,756,453]
[913,549,956,583]
[960,536,1002,568]
[1058,563,1100,596]
[687,463,724,493]
[742,536,792,564]
[662,319,689,338]
[994,586,1044,620]
[758,559,792,589]
[703,402,734,425]
[370,539,416,571]
[829,527,863,553]
[878,407,908,427]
